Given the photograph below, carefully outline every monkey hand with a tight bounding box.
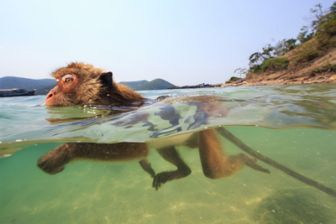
[37,144,73,174]
[152,167,191,190]
[152,171,176,190]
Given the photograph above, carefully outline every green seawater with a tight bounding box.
[1,85,336,224]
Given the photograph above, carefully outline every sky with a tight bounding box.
[0,0,334,85]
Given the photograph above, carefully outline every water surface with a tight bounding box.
[1,85,336,224]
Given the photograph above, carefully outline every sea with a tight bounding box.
[0,84,336,224]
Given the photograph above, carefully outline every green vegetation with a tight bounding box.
[248,2,336,74]
[291,40,321,66]
[311,63,336,75]
[297,26,313,44]
[227,76,242,82]
[316,4,336,48]
[250,57,289,73]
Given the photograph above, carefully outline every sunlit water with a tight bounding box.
[1,85,336,224]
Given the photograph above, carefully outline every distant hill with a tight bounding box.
[0,76,56,95]
[0,76,177,94]
[225,2,336,86]
[120,78,176,90]
[119,80,148,90]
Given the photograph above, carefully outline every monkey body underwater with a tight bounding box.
[39,62,268,190]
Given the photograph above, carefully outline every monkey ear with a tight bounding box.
[99,72,113,90]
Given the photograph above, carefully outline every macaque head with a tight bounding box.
[45,63,117,106]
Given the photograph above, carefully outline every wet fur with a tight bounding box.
[48,62,143,106]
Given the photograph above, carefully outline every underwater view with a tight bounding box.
[1,85,336,224]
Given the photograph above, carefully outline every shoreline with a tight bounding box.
[223,72,336,87]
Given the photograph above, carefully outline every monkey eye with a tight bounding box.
[62,74,74,83]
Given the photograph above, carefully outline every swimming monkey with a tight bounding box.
[38,62,268,189]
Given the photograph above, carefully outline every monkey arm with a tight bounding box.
[37,142,150,174]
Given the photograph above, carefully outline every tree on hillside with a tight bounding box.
[315,1,336,47]
[248,44,275,67]
[261,44,275,58]
[247,1,336,73]
[297,26,313,44]
[311,3,324,31]
[248,52,264,67]
[331,2,336,13]
[274,39,298,56]
[233,67,248,78]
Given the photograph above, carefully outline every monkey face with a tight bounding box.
[56,74,80,94]
[45,74,80,106]
[45,63,112,106]
[45,62,144,108]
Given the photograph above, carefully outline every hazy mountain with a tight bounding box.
[0,76,177,94]
[120,78,177,90]
[0,76,56,95]
[120,80,148,90]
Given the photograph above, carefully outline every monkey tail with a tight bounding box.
[217,127,336,198]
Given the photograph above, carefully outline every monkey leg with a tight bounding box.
[198,129,268,179]
[139,159,156,178]
[38,142,150,174]
[153,146,191,190]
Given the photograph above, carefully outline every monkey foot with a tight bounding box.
[152,168,191,190]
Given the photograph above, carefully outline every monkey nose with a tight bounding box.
[46,88,57,99]
[46,92,54,99]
